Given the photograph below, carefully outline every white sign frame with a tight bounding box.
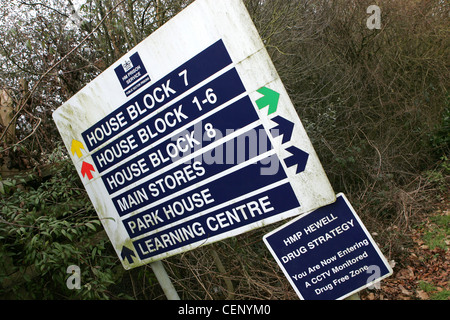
[53,0,335,269]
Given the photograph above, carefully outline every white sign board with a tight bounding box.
[53,0,335,269]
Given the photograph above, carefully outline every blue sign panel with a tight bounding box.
[82,40,233,152]
[263,193,392,300]
[134,182,300,260]
[93,68,247,176]
[122,156,283,238]
[111,124,272,217]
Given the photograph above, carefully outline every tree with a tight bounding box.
[0,0,194,172]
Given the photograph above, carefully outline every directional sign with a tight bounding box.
[70,139,84,158]
[263,194,393,300]
[52,0,335,270]
[270,116,294,144]
[81,161,95,180]
[256,87,280,115]
[121,245,137,264]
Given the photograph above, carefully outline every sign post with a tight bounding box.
[150,260,180,300]
[263,193,393,300]
[53,0,336,296]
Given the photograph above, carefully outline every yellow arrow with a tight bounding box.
[71,139,85,158]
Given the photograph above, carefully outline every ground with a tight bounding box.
[361,195,450,300]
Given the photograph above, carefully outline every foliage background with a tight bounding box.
[0,0,448,299]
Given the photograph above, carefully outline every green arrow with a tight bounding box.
[256,87,280,115]
[71,139,85,158]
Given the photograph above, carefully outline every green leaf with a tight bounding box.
[92,247,97,260]
[41,230,51,237]
[3,180,15,187]
[86,223,96,231]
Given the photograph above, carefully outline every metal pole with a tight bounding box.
[150,260,180,300]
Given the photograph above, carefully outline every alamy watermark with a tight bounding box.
[160,123,282,176]
[367,5,381,30]
[366,264,382,289]
[66,265,81,290]
[64,0,85,30]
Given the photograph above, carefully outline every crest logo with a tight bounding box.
[114,52,151,96]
